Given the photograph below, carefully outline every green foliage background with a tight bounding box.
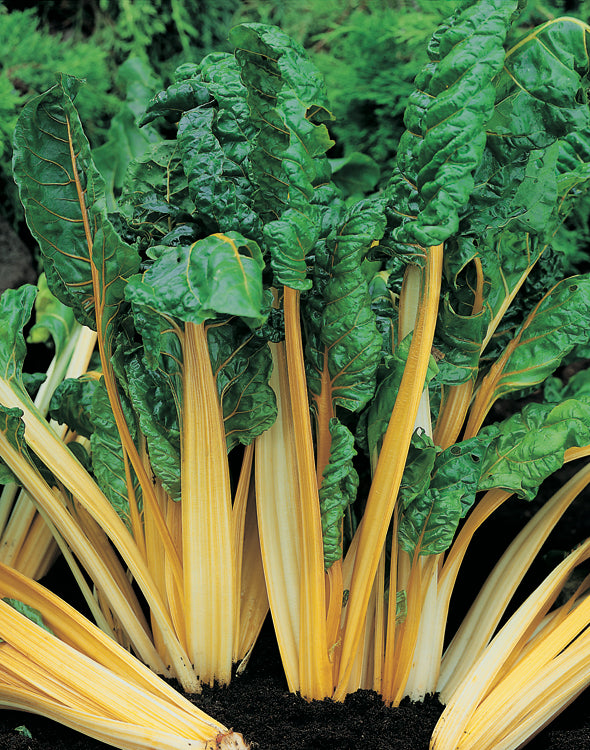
[2,0,590,272]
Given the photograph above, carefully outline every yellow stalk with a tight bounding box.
[66,113,183,597]
[255,340,302,693]
[283,285,332,699]
[0,394,198,689]
[231,443,254,652]
[403,554,443,701]
[334,244,443,701]
[182,321,234,686]
[234,483,268,667]
[456,598,590,750]
[0,595,249,749]
[439,460,590,698]
[432,379,474,449]
[430,538,590,749]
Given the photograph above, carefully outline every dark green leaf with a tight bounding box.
[12,75,140,340]
[319,418,358,569]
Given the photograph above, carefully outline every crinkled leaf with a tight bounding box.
[123,350,181,501]
[125,232,267,328]
[433,297,488,386]
[12,75,140,343]
[119,140,195,249]
[0,285,36,400]
[397,429,438,514]
[319,418,358,570]
[89,379,138,528]
[488,17,590,160]
[174,54,262,241]
[478,400,590,499]
[207,322,277,451]
[489,275,590,401]
[48,375,100,439]
[385,1,517,252]
[231,22,334,290]
[306,199,386,414]
[399,435,488,557]
[27,274,76,358]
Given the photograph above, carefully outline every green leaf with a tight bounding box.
[123,350,182,500]
[89,379,138,528]
[478,400,590,500]
[488,17,590,159]
[491,275,590,400]
[231,22,334,290]
[12,75,140,343]
[207,323,277,452]
[306,199,386,414]
[93,57,161,209]
[27,274,76,358]
[0,285,36,399]
[0,405,27,485]
[358,334,438,460]
[329,152,381,201]
[119,140,194,249]
[319,418,358,570]
[398,435,488,557]
[385,0,518,252]
[125,232,267,328]
[48,375,100,440]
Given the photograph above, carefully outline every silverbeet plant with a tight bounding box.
[1,1,590,749]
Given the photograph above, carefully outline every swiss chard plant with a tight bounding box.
[1,2,590,749]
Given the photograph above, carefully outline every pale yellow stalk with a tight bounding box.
[255,340,302,693]
[181,321,234,685]
[430,538,590,749]
[335,244,443,701]
[283,286,332,699]
[438,460,590,698]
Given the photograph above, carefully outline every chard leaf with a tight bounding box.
[0,285,37,400]
[48,375,100,440]
[386,0,517,251]
[89,379,138,528]
[488,17,590,159]
[207,323,277,451]
[120,140,194,248]
[306,199,385,414]
[398,436,487,557]
[12,75,140,343]
[27,274,76,358]
[488,275,590,401]
[479,400,590,499]
[231,23,334,290]
[0,405,27,485]
[397,430,438,513]
[125,232,267,328]
[319,418,358,570]
[174,55,261,240]
[123,351,181,501]
[433,298,488,386]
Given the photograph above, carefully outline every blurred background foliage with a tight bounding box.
[1,0,589,272]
